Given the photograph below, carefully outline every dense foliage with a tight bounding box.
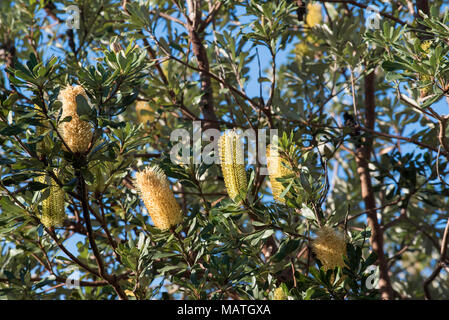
[0,0,449,300]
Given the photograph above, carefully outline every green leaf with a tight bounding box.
[75,95,92,118]
[272,239,300,262]
[27,181,48,191]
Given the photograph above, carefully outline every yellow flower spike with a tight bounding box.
[135,165,183,230]
[37,170,66,228]
[273,287,287,300]
[419,74,433,98]
[312,226,347,272]
[306,2,322,28]
[124,289,136,297]
[417,41,433,98]
[420,40,432,53]
[58,85,93,154]
[266,144,295,204]
[294,34,320,64]
[219,131,248,202]
[294,41,311,60]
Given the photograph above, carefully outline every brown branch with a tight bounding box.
[424,211,449,299]
[76,169,128,300]
[423,263,442,299]
[275,115,449,157]
[354,71,394,299]
[186,0,219,131]
[141,37,198,121]
[415,0,430,16]
[46,228,101,278]
[438,118,449,160]
[338,198,402,226]
[424,117,449,298]
[149,9,186,27]
[198,1,224,33]
[356,125,448,157]
[0,276,110,287]
[160,52,260,114]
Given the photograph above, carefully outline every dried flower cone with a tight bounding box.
[266,144,294,203]
[59,85,93,153]
[219,131,247,202]
[273,287,287,300]
[37,171,66,228]
[135,166,182,230]
[312,226,347,271]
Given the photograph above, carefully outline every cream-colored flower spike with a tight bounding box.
[306,2,322,28]
[266,144,294,203]
[135,166,183,230]
[219,131,247,202]
[312,226,347,271]
[273,287,287,300]
[37,170,66,228]
[58,85,93,153]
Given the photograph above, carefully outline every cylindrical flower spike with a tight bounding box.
[219,131,247,202]
[306,2,322,28]
[312,226,347,271]
[58,85,93,153]
[37,170,66,228]
[135,165,183,230]
[273,287,287,300]
[266,144,295,204]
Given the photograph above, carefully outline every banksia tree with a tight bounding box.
[58,85,93,154]
[36,171,66,228]
[135,166,183,230]
[2,0,449,302]
[219,131,248,202]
